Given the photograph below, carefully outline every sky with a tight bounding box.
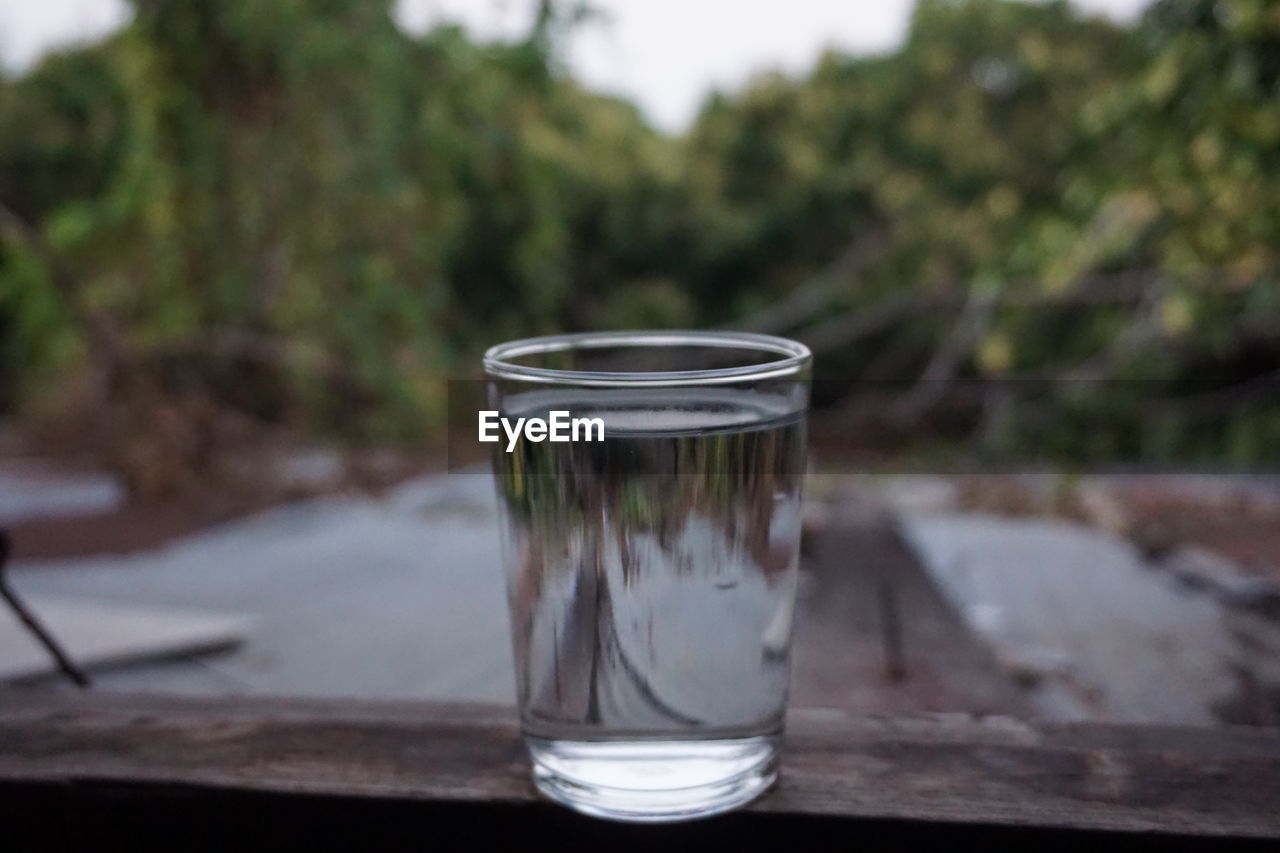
[1,0,1152,132]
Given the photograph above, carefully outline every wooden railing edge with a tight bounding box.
[1,692,1277,840]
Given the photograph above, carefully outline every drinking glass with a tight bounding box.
[483,331,811,822]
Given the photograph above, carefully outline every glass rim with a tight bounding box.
[483,330,812,387]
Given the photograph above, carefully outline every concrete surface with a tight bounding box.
[0,596,250,681]
[7,472,514,702]
[7,463,1278,725]
[900,514,1251,725]
[0,459,124,524]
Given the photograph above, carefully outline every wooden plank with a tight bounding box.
[1,693,1277,840]
[791,491,1031,715]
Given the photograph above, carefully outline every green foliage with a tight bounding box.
[1,0,1277,466]
[678,0,1279,463]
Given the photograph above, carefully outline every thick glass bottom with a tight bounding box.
[526,734,779,823]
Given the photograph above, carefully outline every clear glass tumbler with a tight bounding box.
[484,331,811,822]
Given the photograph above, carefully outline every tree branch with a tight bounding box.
[730,229,887,336]
[897,287,999,416]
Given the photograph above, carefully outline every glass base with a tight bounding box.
[526,734,779,823]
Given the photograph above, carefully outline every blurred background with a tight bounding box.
[1,0,1278,725]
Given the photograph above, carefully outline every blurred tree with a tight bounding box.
[679,0,1279,463]
[0,0,679,492]
[1,0,1277,482]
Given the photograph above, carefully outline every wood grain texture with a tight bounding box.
[1,692,1277,839]
[791,491,1032,715]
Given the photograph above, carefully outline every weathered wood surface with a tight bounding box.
[791,491,1032,715]
[1,692,1278,841]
